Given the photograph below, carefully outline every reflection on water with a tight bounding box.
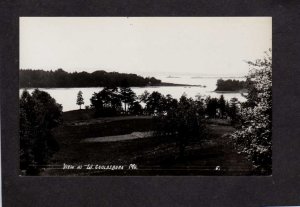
[20,76,246,112]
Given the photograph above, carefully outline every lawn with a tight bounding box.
[41,109,254,176]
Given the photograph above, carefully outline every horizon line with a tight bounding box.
[19,68,247,77]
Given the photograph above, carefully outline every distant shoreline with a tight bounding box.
[214,89,248,93]
[159,82,204,87]
[191,76,245,79]
[19,69,207,88]
[19,82,204,89]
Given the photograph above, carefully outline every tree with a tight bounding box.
[90,91,104,116]
[139,90,150,103]
[195,95,206,119]
[138,90,150,114]
[76,90,84,109]
[20,89,62,175]
[154,94,206,158]
[205,96,218,118]
[225,101,230,119]
[228,97,240,124]
[90,87,122,117]
[119,86,136,114]
[218,95,226,118]
[231,49,272,174]
[129,101,143,115]
[145,91,165,115]
[163,94,178,112]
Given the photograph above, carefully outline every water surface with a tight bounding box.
[20,75,246,111]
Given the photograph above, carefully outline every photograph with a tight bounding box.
[19,17,272,176]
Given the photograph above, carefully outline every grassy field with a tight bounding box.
[41,109,254,176]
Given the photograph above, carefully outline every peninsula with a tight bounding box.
[19,69,201,88]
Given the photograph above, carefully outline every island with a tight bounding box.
[166,75,180,78]
[215,78,247,92]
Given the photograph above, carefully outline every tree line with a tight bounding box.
[83,86,240,120]
[20,69,162,88]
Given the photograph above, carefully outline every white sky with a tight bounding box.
[20,17,271,76]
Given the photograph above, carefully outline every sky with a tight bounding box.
[20,17,271,76]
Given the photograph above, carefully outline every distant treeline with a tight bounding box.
[20,69,162,88]
[215,79,247,91]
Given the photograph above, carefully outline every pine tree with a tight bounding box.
[76,90,84,109]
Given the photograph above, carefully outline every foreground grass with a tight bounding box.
[40,110,254,176]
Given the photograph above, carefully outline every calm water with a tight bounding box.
[20,75,246,111]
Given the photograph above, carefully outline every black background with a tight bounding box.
[1,0,300,206]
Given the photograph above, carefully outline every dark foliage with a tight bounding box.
[205,96,219,118]
[90,87,122,117]
[119,86,136,114]
[144,91,166,115]
[20,69,161,88]
[129,101,143,115]
[76,90,84,109]
[215,79,246,91]
[228,97,240,125]
[204,95,240,122]
[153,94,206,158]
[218,95,226,118]
[20,89,62,175]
